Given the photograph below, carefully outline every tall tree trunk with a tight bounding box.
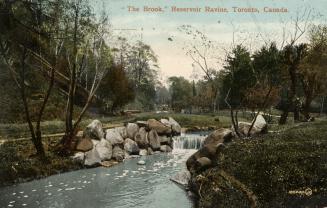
[302,96,313,121]
[20,48,45,157]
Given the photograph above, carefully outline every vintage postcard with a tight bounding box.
[0,0,327,207]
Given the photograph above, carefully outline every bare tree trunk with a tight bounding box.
[20,48,45,157]
[320,96,325,116]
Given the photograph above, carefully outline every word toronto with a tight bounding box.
[128,6,288,13]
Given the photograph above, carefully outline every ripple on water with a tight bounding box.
[0,149,197,208]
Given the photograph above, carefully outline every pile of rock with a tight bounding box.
[72,117,181,166]
[186,114,268,174]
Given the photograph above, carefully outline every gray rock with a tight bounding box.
[147,147,154,155]
[134,127,149,148]
[160,118,171,127]
[72,152,85,162]
[139,149,148,156]
[115,126,128,139]
[148,129,161,150]
[169,117,181,134]
[112,146,125,162]
[84,147,101,166]
[254,114,268,133]
[196,157,212,168]
[147,119,171,135]
[83,120,104,140]
[95,139,112,161]
[159,136,172,146]
[137,160,146,165]
[124,138,140,155]
[105,128,124,145]
[170,170,191,187]
[160,145,172,152]
[126,123,139,138]
[232,114,268,136]
[136,121,149,128]
[186,128,233,173]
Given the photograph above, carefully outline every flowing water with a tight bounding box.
[0,133,207,208]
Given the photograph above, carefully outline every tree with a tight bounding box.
[298,25,327,120]
[168,76,192,112]
[59,0,110,152]
[179,25,221,112]
[0,0,65,158]
[98,64,135,114]
[278,43,307,124]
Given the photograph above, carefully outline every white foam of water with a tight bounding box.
[173,135,205,150]
[65,187,76,191]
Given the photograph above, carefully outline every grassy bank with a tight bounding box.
[0,111,246,140]
[192,120,327,208]
[0,138,83,187]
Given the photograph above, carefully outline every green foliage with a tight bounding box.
[168,76,193,111]
[98,64,135,113]
[221,45,256,107]
[216,120,327,207]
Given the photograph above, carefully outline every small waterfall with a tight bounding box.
[173,134,206,150]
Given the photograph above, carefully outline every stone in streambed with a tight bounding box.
[170,170,191,188]
[95,139,112,161]
[112,146,124,162]
[137,160,146,165]
[84,147,101,166]
[126,123,139,138]
[148,130,161,150]
[105,128,124,145]
[134,127,149,148]
[160,145,172,152]
[115,126,128,139]
[147,119,171,135]
[124,138,140,155]
[83,120,104,140]
[75,138,93,152]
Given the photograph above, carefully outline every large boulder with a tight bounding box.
[115,126,128,139]
[160,145,172,152]
[83,120,104,140]
[159,136,173,146]
[148,129,161,150]
[253,114,268,133]
[126,123,139,138]
[136,121,149,129]
[134,127,149,148]
[160,118,171,127]
[186,128,233,173]
[75,138,93,152]
[95,139,112,161]
[169,117,181,135]
[232,114,268,136]
[170,170,191,188]
[147,119,171,135]
[112,146,125,162]
[84,147,101,166]
[124,138,140,155]
[105,128,124,146]
[196,157,212,169]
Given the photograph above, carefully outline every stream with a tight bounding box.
[0,133,207,208]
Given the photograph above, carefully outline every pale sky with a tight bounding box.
[92,0,327,81]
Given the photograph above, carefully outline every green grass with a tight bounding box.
[194,119,327,208]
